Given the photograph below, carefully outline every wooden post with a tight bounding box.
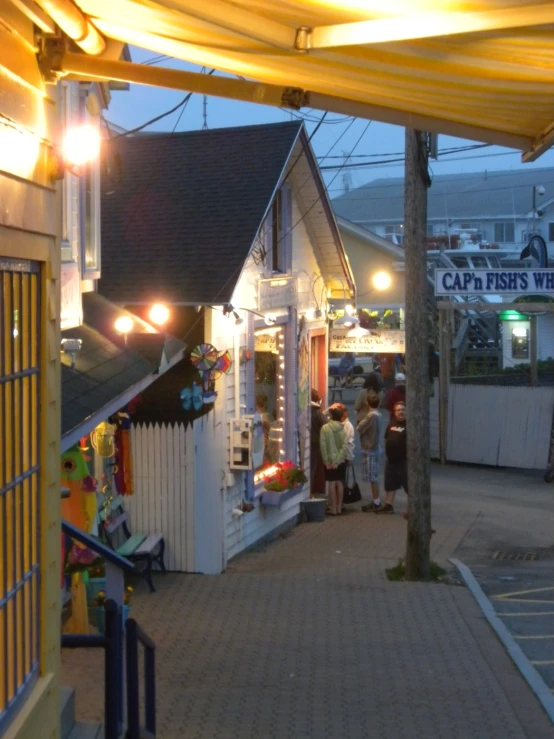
[438,309,449,465]
[530,314,538,386]
[404,129,431,581]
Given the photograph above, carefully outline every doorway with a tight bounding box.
[310,331,327,405]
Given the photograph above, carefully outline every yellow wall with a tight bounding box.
[340,229,405,307]
[0,6,61,739]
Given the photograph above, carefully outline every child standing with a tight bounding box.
[358,395,384,512]
[320,406,348,516]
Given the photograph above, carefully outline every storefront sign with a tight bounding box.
[255,330,279,354]
[435,268,554,296]
[61,262,82,330]
[329,329,405,353]
[259,276,297,310]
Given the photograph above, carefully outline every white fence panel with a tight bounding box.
[447,385,554,469]
[127,423,195,572]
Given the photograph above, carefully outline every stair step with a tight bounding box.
[60,686,76,739]
[67,722,103,739]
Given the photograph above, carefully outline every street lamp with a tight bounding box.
[532,184,545,236]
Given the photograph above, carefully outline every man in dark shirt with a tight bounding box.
[375,400,407,514]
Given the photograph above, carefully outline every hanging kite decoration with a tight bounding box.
[186,344,234,406]
[180,382,203,411]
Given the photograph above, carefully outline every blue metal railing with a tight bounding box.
[61,599,122,739]
[61,519,157,737]
[126,619,156,739]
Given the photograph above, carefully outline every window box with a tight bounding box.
[260,484,306,507]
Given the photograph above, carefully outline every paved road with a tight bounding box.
[450,463,554,695]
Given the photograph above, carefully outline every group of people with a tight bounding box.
[310,371,408,516]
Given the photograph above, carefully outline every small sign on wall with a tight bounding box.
[330,329,405,353]
[435,268,554,296]
[258,276,297,310]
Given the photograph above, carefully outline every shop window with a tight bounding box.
[253,326,285,477]
[511,326,529,359]
[0,258,41,729]
[494,222,515,244]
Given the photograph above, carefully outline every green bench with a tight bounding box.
[99,495,166,592]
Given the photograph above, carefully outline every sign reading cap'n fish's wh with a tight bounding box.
[435,269,554,296]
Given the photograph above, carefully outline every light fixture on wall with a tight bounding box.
[51,125,102,180]
[372,271,392,291]
[149,303,170,326]
[264,313,277,326]
[222,304,244,326]
[61,338,82,369]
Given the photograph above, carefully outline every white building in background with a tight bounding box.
[333,167,554,251]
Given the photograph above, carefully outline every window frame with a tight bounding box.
[494,222,515,244]
[0,258,41,733]
[79,90,101,280]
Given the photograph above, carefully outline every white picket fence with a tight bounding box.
[126,423,195,572]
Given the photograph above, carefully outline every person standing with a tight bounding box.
[334,403,355,468]
[375,400,407,514]
[385,373,406,421]
[320,406,348,516]
[354,373,383,424]
[358,395,384,511]
[380,354,395,389]
[310,389,326,497]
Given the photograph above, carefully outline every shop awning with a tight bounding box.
[36,0,554,160]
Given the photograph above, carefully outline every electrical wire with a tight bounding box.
[319,144,492,160]
[112,69,215,139]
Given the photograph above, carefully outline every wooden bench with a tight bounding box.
[98,495,166,592]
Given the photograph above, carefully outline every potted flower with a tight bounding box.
[86,560,106,604]
[90,586,133,635]
[260,461,307,506]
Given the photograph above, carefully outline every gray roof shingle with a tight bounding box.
[332,166,554,224]
[61,293,186,439]
[100,121,302,305]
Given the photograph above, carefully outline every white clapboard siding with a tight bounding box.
[447,384,554,469]
[127,423,195,572]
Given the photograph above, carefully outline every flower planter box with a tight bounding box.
[260,486,304,507]
[89,604,130,635]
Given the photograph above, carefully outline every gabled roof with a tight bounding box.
[61,293,185,450]
[100,121,303,305]
[333,167,554,225]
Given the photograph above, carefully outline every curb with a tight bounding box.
[450,557,554,726]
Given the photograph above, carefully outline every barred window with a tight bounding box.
[0,258,40,728]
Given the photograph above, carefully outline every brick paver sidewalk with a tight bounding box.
[63,481,554,738]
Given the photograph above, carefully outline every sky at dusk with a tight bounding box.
[107,47,554,199]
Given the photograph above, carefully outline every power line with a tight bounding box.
[318,143,491,161]
[327,178,554,202]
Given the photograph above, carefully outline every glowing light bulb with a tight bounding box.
[372,271,392,291]
[149,303,170,326]
[115,316,133,334]
[62,125,101,168]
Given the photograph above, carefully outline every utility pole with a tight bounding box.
[404,129,432,580]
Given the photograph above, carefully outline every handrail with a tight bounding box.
[61,599,122,739]
[62,519,135,573]
[126,618,156,739]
